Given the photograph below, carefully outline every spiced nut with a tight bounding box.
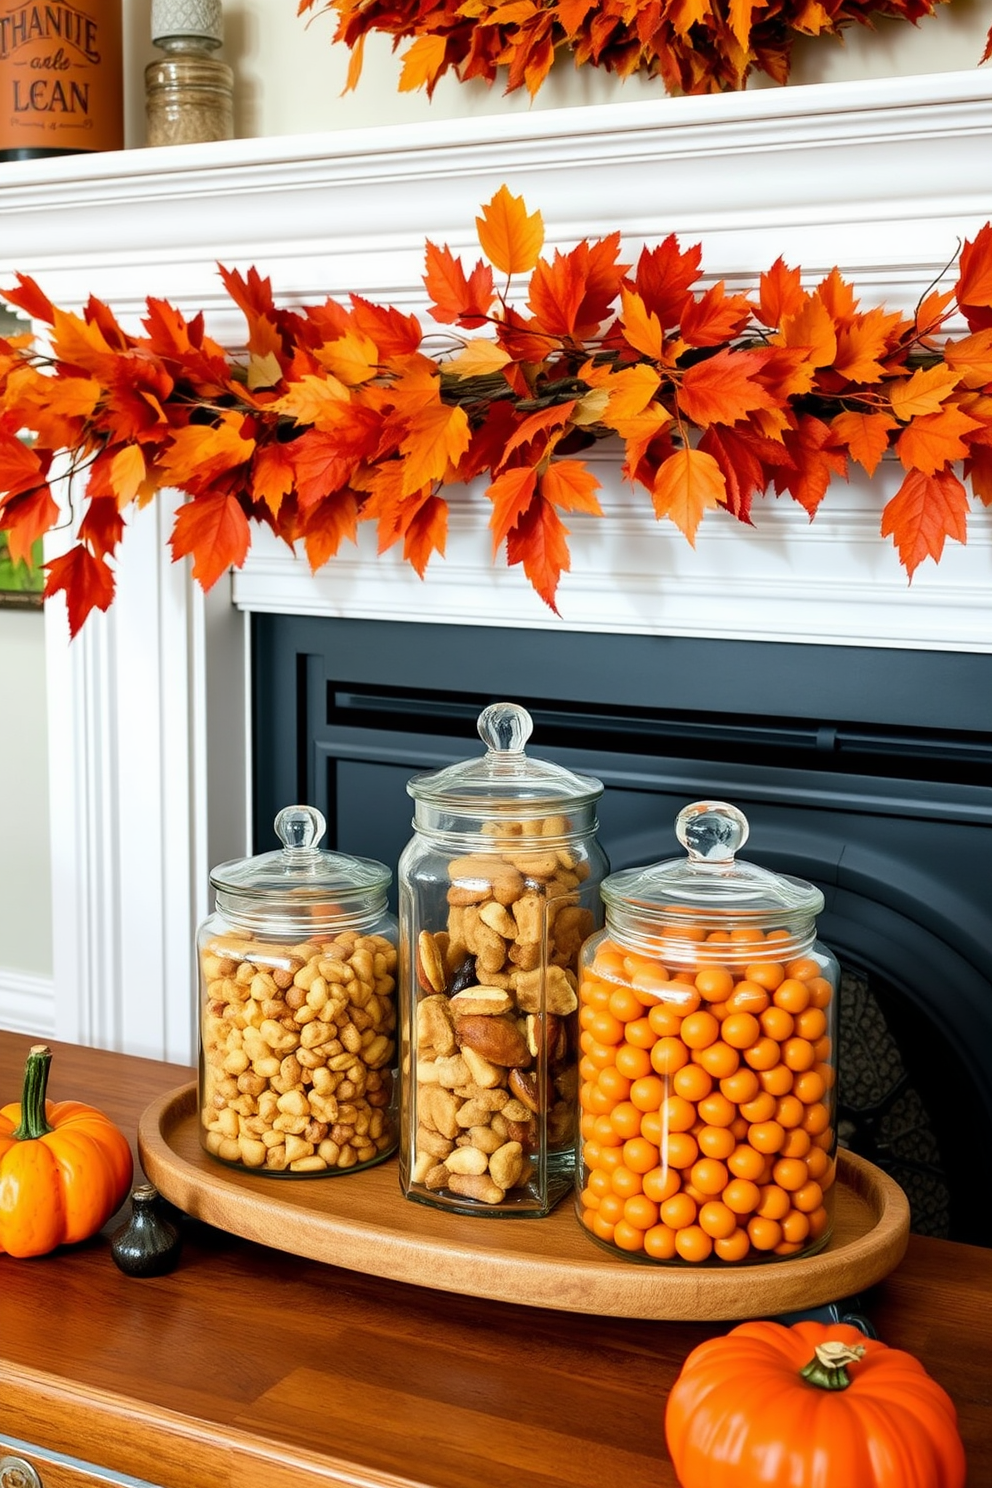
[449,986,514,1018]
[454,1013,530,1068]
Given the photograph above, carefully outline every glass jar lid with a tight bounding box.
[407,702,603,818]
[209,805,391,924]
[601,800,824,948]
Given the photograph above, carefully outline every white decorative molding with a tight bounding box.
[0,970,56,1040]
[0,70,989,1057]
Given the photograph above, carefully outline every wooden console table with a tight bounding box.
[1,1031,989,1488]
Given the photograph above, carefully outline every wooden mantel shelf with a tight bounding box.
[1,1031,990,1488]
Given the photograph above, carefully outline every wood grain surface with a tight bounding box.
[1,1029,990,1488]
[139,1081,911,1321]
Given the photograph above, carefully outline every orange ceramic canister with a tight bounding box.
[576,800,840,1267]
[0,1,123,161]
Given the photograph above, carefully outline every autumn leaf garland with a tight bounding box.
[296,0,977,100]
[1,184,991,637]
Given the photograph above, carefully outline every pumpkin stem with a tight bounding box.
[11,1044,56,1140]
[799,1340,867,1391]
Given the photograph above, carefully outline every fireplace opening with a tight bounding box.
[251,615,992,1246]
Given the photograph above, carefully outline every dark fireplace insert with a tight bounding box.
[251,616,992,1246]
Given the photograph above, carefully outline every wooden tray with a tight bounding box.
[138,1082,911,1321]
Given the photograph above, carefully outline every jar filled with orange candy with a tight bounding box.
[576,800,839,1266]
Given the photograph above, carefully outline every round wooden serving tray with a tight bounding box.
[139,1083,911,1321]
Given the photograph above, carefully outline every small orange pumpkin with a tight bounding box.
[0,1043,134,1258]
[665,1319,966,1488]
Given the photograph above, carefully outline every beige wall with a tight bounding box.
[1,1,989,982]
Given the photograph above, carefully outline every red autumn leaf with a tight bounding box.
[775,414,848,517]
[476,186,544,277]
[697,423,791,523]
[756,258,804,328]
[896,404,984,476]
[43,544,115,638]
[527,246,590,338]
[652,446,727,543]
[217,263,277,325]
[0,429,49,501]
[423,241,495,327]
[399,491,448,575]
[289,407,382,506]
[2,272,55,324]
[631,236,703,328]
[504,491,571,613]
[49,306,119,376]
[880,466,969,578]
[965,441,992,506]
[573,233,629,334]
[680,284,754,348]
[833,307,905,384]
[956,223,992,309]
[169,490,252,590]
[487,464,539,549]
[83,295,132,352]
[141,299,231,394]
[77,495,126,559]
[348,294,423,356]
[678,349,778,427]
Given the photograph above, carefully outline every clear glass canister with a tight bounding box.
[399,702,608,1216]
[577,800,839,1264]
[197,804,398,1176]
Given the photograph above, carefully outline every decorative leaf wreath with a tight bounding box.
[298,0,989,99]
[1,186,991,637]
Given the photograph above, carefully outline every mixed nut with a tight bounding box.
[199,928,398,1174]
[407,816,596,1208]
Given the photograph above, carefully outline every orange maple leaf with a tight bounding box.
[776,296,838,380]
[539,459,602,516]
[896,404,984,476]
[601,364,663,422]
[0,483,58,564]
[2,272,55,325]
[651,446,727,543]
[109,444,148,506]
[423,241,495,328]
[775,414,848,517]
[889,365,963,421]
[399,400,472,493]
[49,306,120,377]
[488,465,539,550]
[251,441,297,516]
[169,490,252,590]
[697,423,792,523]
[965,441,992,506]
[398,32,448,93]
[77,495,125,559]
[881,466,969,578]
[756,258,805,329]
[498,402,576,468]
[678,349,779,428]
[476,186,544,277]
[399,491,449,575]
[290,408,382,506]
[156,418,255,490]
[527,246,591,338]
[348,295,423,357]
[43,544,115,638]
[942,329,992,390]
[833,308,905,385]
[680,283,754,348]
[631,237,703,328]
[829,411,898,476]
[301,491,361,569]
[619,288,665,361]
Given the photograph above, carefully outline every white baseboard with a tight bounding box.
[0,969,56,1039]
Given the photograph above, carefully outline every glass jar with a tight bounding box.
[197,804,398,1176]
[576,800,839,1265]
[398,702,607,1216]
[145,0,234,146]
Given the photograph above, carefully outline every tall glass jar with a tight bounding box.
[399,703,607,1216]
[577,800,839,1264]
[197,804,398,1176]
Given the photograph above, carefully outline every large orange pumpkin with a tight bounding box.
[665,1319,966,1488]
[0,1043,133,1258]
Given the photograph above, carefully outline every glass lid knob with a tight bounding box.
[676,800,749,863]
[274,804,326,853]
[477,702,533,755]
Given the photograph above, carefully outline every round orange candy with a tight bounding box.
[643,1166,682,1203]
[648,1003,685,1038]
[759,1005,795,1042]
[586,1167,614,1200]
[694,965,735,1003]
[623,1137,660,1175]
[644,1223,678,1260]
[745,961,786,992]
[714,1228,751,1262]
[722,1177,761,1215]
[608,986,645,1023]
[623,1017,657,1050]
[782,1037,816,1072]
[660,1192,697,1230]
[743,1036,782,1071]
[747,1215,783,1251]
[795,1006,827,1042]
[756,1184,791,1220]
[696,1125,735,1160]
[793,1069,826,1104]
[660,1094,697,1133]
[772,1157,808,1191]
[792,1180,825,1213]
[696,1092,737,1128]
[675,1224,714,1263]
[673,1064,713,1102]
[727,1144,766,1181]
[748,1120,786,1154]
[630,1075,667,1112]
[609,1101,643,1141]
[739,1091,777,1124]
[681,1010,721,1050]
[650,1037,689,1076]
[695,1041,740,1079]
[773,978,811,1013]
[779,1128,812,1159]
[612,1219,646,1252]
[591,1211,616,1243]
[610,1164,644,1199]
[758,1063,794,1097]
[661,1131,699,1170]
[588,1009,625,1045]
[721,1012,761,1049]
[623,1193,660,1231]
[698,1200,737,1239]
[781,1208,811,1244]
[597,1191,625,1226]
[719,1068,760,1105]
[690,1158,729,1196]
[615,1044,653,1080]
[725,982,770,1015]
[775,1094,804,1129]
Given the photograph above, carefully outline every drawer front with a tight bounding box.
[0,1439,164,1488]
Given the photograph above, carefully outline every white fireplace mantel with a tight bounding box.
[1,70,989,1061]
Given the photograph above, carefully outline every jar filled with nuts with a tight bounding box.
[398,702,607,1216]
[198,805,399,1176]
[576,800,840,1265]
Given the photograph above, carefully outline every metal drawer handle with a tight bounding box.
[0,1456,43,1488]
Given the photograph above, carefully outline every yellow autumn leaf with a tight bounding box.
[247,350,283,391]
[399,401,472,493]
[890,364,964,422]
[619,288,665,362]
[272,373,350,426]
[444,339,513,378]
[603,364,663,422]
[399,33,448,93]
[315,331,381,386]
[571,387,611,427]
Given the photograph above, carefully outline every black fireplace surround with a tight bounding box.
[252,617,991,1246]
